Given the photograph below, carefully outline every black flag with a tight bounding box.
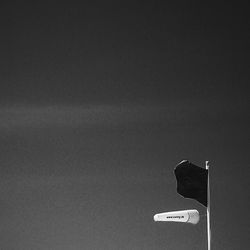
[174,160,208,207]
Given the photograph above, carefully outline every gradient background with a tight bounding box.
[1,1,249,249]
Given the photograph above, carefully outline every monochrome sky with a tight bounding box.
[0,1,249,249]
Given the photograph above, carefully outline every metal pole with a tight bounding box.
[206,161,211,250]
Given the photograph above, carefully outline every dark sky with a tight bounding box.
[1,1,249,249]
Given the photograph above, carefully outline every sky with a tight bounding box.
[1,1,249,249]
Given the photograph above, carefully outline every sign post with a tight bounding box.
[206,161,211,250]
